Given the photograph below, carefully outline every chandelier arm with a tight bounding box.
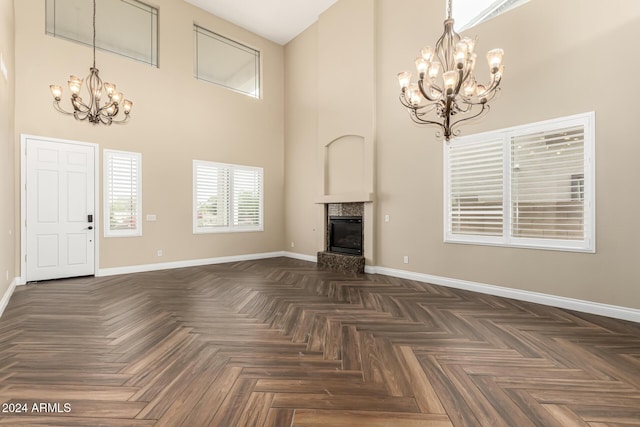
[414,103,439,116]
[409,109,447,132]
[450,103,490,135]
[71,96,91,114]
[418,78,438,102]
[52,101,74,115]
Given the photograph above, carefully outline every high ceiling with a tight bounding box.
[184,0,338,45]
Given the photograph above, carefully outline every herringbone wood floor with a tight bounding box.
[1,257,639,426]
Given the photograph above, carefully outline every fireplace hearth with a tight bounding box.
[317,203,366,274]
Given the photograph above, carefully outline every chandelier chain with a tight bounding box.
[92,0,96,69]
[447,0,453,20]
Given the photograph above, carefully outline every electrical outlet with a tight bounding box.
[385,214,390,222]
[403,255,409,264]
[147,214,157,221]
[157,250,163,257]
[290,242,295,248]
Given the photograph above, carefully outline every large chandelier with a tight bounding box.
[49,0,133,125]
[398,0,503,141]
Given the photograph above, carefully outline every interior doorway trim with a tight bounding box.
[20,134,100,285]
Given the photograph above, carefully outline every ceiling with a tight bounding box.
[184,0,338,45]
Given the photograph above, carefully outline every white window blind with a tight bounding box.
[445,112,595,252]
[511,125,586,241]
[193,160,263,233]
[104,150,142,237]
[449,138,504,239]
[232,167,263,227]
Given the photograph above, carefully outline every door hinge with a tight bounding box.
[24,254,27,263]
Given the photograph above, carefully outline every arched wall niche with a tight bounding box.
[324,134,365,196]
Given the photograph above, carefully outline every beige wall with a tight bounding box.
[0,0,15,297]
[285,0,640,310]
[14,0,285,271]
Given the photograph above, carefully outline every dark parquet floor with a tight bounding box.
[0,257,639,426]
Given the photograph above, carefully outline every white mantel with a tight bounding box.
[314,193,375,204]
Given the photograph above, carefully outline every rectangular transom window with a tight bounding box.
[46,0,158,67]
[453,0,530,32]
[104,150,142,237]
[445,112,595,252]
[193,160,263,233]
[194,25,260,98]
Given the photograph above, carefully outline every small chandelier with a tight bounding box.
[49,0,133,125]
[398,0,503,141]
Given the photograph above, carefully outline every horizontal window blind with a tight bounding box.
[195,162,230,229]
[104,150,141,237]
[511,125,585,240]
[233,167,263,228]
[448,139,504,237]
[444,112,594,252]
[193,161,263,233]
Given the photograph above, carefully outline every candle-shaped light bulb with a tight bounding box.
[421,46,434,62]
[463,79,477,97]
[104,82,116,96]
[462,37,476,54]
[68,76,82,95]
[427,61,441,81]
[50,85,63,100]
[415,57,428,75]
[408,84,421,106]
[112,91,123,104]
[398,72,411,90]
[123,99,133,114]
[443,70,458,95]
[487,48,504,73]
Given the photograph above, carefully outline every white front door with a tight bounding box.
[25,137,96,282]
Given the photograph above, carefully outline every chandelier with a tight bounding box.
[49,0,133,125]
[398,0,503,141]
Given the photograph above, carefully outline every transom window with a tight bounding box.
[46,0,158,67]
[453,0,530,32]
[445,112,595,252]
[194,25,261,98]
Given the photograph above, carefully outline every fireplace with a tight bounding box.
[328,216,363,255]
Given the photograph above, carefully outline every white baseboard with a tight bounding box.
[96,251,638,324]
[97,251,287,277]
[366,266,640,324]
[282,251,318,263]
[0,277,18,318]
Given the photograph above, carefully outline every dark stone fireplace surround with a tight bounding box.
[317,202,365,274]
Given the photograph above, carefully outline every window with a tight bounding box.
[46,0,158,67]
[194,25,260,98]
[193,160,263,233]
[445,112,595,252]
[452,0,529,32]
[104,150,142,237]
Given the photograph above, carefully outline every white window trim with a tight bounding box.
[193,25,262,99]
[104,149,142,238]
[444,112,595,253]
[193,160,264,234]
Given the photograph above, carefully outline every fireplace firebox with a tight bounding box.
[328,216,363,255]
